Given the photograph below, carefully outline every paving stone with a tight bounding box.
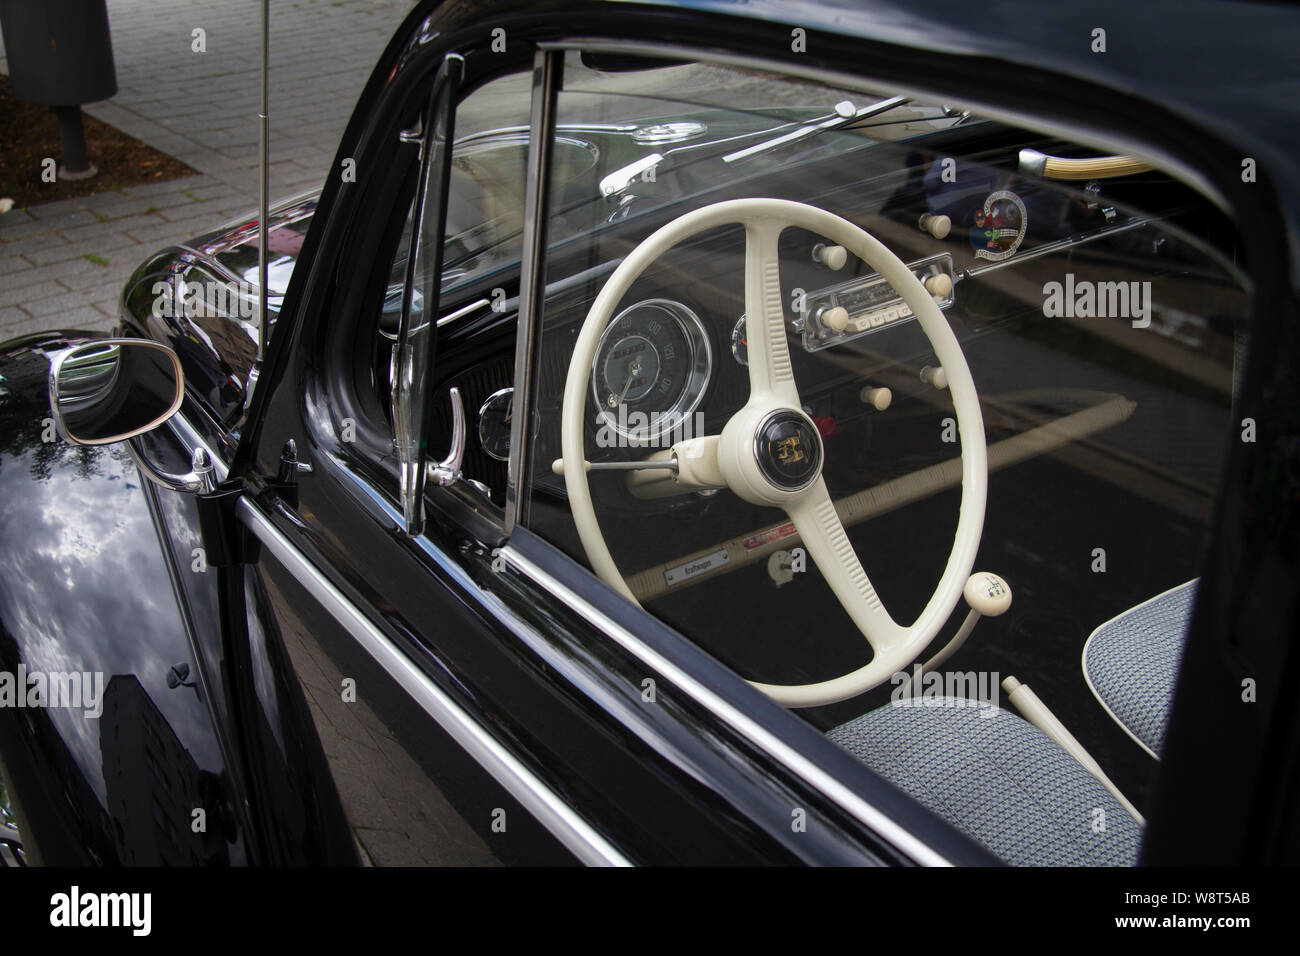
[23,233,142,268]
[58,214,168,245]
[124,219,202,246]
[24,195,112,221]
[0,273,60,308]
[1,215,85,242]
[54,259,138,293]
[0,255,36,276]
[0,309,54,341]
[1,231,76,259]
[20,289,111,320]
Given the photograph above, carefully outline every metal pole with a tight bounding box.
[53,106,96,179]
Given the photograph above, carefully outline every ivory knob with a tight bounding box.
[813,243,848,270]
[820,306,849,332]
[923,273,953,297]
[919,213,952,239]
[860,386,892,411]
[920,365,948,390]
[964,572,1012,616]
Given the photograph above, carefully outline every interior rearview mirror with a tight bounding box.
[49,338,184,445]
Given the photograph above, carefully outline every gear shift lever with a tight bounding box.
[898,572,1010,695]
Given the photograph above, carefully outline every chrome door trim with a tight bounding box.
[437,297,491,328]
[235,497,633,867]
[499,544,953,867]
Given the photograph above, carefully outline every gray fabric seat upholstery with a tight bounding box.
[1083,580,1196,758]
[828,698,1142,866]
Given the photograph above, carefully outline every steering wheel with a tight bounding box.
[561,199,987,707]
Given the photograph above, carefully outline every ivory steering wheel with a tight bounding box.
[561,199,987,707]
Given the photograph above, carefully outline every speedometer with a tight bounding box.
[591,299,712,445]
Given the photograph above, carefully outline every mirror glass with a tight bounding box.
[53,340,183,444]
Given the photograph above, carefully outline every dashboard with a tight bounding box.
[414,130,1239,536]
[463,180,1036,502]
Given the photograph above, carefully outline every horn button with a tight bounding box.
[754,410,822,491]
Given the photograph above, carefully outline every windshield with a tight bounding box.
[433,61,965,296]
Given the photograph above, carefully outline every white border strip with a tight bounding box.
[500,545,952,867]
[1080,579,1198,762]
[236,498,632,867]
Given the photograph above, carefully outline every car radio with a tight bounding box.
[793,251,955,352]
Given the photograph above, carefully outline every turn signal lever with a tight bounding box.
[1018,148,1153,181]
[427,387,465,487]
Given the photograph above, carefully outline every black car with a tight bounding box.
[1,0,1296,868]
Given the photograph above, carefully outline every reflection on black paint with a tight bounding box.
[100,675,230,865]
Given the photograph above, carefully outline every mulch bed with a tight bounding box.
[0,73,196,210]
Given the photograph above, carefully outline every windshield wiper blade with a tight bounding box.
[721,95,909,164]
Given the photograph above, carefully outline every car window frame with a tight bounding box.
[494,30,1288,867]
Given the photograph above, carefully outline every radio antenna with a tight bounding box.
[248,0,270,406]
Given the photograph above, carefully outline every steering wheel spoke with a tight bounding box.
[785,480,907,653]
[742,219,801,410]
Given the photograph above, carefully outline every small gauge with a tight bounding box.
[590,299,711,443]
[477,387,514,461]
[731,314,748,366]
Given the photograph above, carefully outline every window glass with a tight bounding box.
[379,69,537,344]
[374,67,535,502]
[519,53,1249,858]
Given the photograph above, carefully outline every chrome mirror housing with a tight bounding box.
[48,338,216,495]
[49,338,183,445]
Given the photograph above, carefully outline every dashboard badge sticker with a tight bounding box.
[664,548,730,587]
[970,189,1028,261]
[744,522,797,552]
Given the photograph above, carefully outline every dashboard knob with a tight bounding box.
[812,415,837,438]
[812,243,848,270]
[923,273,953,297]
[919,213,952,239]
[860,386,892,411]
[920,365,948,389]
[964,572,1012,616]
[819,305,849,332]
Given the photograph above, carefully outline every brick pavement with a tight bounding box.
[0,0,413,339]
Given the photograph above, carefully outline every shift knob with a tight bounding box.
[964,572,1012,616]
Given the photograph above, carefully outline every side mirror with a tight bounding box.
[49,338,183,445]
[48,338,217,494]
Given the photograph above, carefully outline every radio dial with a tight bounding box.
[817,305,850,332]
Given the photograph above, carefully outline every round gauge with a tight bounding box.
[731,314,748,366]
[476,387,514,461]
[970,189,1028,262]
[591,299,712,444]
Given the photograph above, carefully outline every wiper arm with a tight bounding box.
[721,95,909,164]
